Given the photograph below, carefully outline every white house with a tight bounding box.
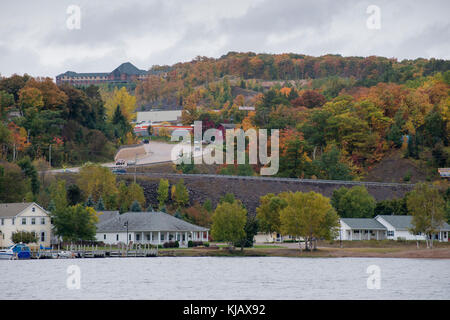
[95,211,209,246]
[336,215,450,242]
[375,215,450,242]
[0,202,52,248]
[136,110,182,123]
[338,218,387,241]
[254,232,297,243]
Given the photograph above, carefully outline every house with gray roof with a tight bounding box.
[338,218,387,241]
[0,202,52,248]
[375,215,450,242]
[95,211,209,246]
[338,215,450,242]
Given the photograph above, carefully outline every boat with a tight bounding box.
[0,243,31,260]
[57,251,75,259]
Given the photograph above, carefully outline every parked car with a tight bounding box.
[115,159,126,166]
[112,168,127,174]
[142,139,149,144]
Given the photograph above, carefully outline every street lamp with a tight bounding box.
[124,221,129,247]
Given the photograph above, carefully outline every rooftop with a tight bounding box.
[96,211,120,224]
[376,215,450,231]
[341,218,387,230]
[0,202,39,218]
[57,62,147,78]
[96,211,209,233]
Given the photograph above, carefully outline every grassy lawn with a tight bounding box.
[253,245,286,249]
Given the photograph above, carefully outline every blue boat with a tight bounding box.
[0,243,31,260]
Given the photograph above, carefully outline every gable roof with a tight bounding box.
[0,203,46,218]
[96,211,120,224]
[111,62,147,76]
[96,211,209,233]
[376,215,450,231]
[341,218,386,230]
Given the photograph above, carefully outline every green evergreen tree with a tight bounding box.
[85,195,95,208]
[47,199,56,213]
[96,196,105,210]
[130,200,142,212]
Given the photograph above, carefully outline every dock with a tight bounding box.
[30,244,158,259]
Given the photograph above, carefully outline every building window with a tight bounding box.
[21,218,26,225]
[387,231,394,237]
[32,207,35,212]
[0,218,3,225]
[129,234,131,241]
[104,234,106,240]
[116,234,119,241]
[31,218,36,225]
[40,232,45,242]
[161,234,165,241]
[354,230,359,233]
[41,218,45,225]
[12,218,15,225]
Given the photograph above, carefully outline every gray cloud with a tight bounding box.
[0,0,448,78]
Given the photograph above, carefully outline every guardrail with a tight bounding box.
[122,172,415,188]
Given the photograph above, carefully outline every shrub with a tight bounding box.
[188,241,205,247]
[163,241,179,248]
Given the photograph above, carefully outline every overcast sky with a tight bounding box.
[0,0,449,78]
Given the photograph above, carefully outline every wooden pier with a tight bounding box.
[30,244,158,259]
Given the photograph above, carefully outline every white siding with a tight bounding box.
[0,204,52,248]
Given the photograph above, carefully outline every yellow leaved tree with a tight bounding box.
[103,87,137,121]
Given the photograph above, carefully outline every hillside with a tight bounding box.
[362,151,429,183]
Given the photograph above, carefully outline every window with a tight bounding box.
[21,218,26,225]
[387,231,394,237]
[354,230,359,234]
[31,218,36,225]
[0,218,3,225]
[32,207,35,212]
[129,234,131,241]
[116,234,119,241]
[41,218,45,225]
[12,218,15,225]
[161,234,165,241]
[40,232,45,242]
[104,234,106,240]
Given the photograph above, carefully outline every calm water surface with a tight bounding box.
[1,257,449,299]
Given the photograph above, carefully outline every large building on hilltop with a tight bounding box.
[56,62,160,86]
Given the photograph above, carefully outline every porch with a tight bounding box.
[347,229,386,241]
[133,230,209,246]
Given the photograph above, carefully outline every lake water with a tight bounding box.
[1,257,449,299]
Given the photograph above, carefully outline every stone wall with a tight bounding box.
[120,174,415,215]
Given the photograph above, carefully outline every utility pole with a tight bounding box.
[49,144,52,168]
[124,221,129,247]
[134,153,137,184]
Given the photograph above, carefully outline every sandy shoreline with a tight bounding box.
[157,246,450,259]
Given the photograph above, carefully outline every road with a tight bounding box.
[51,141,177,173]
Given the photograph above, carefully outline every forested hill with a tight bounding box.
[136,52,450,183]
[150,52,450,86]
